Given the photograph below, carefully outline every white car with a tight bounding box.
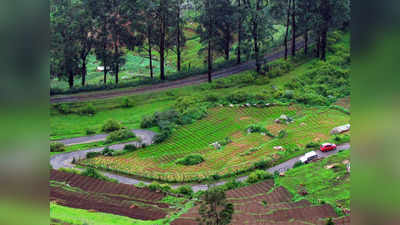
[299,151,318,164]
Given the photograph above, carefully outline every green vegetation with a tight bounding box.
[246,170,273,184]
[102,119,122,133]
[276,150,351,209]
[104,129,136,144]
[176,154,205,166]
[50,142,65,153]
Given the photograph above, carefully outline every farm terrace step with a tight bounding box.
[50,170,165,202]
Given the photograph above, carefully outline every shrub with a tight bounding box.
[105,129,135,144]
[154,130,172,144]
[86,152,101,159]
[101,147,114,156]
[148,181,161,191]
[219,137,232,146]
[176,154,205,166]
[121,97,133,108]
[253,76,270,86]
[85,128,96,135]
[278,130,287,139]
[253,158,272,170]
[293,161,304,168]
[79,103,96,115]
[226,91,250,104]
[176,185,193,196]
[246,124,274,137]
[102,119,121,133]
[123,144,138,152]
[140,115,156,128]
[81,168,118,183]
[306,142,320,148]
[205,94,219,102]
[246,170,273,184]
[56,104,72,114]
[174,96,197,113]
[160,183,172,192]
[266,59,293,78]
[50,142,65,152]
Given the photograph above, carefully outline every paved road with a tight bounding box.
[50,129,157,169]
[54,129,157,146]
[50,133,349,192]
[50,39,306,104]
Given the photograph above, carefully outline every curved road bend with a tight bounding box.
[50,40,305,104]
[51,131,349,192]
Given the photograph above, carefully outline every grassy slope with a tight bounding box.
[51,197,194,225]
[275,150,351,209]
[50,33,349,141]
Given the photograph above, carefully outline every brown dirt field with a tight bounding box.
[50,170,170,220]
[335,97,351,110]
[171,180,350,225]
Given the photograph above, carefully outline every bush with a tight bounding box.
[86,128,96,135]
[79,103,96,115]
[293,161,304,168]
[226,91,250,104]
[154,130,172,144]
[253,158,272,170]
[148,181,161,191]
[121,97,133,108]
[101,147,114,156]
[50,142,65,152]
[174,96,197,113]
[246,124,274,137]
[246,170,273,184]
[81,168,118,183]
[306,142,320,148]
[176,154,205,166]
[278,130,287,139]
[205,94,219,102]
[55,104,72,114]
[265,59,293,78]
[102,119,121,133]
[219,137,232,146]
[105,129,135,144]
[140,115,156,128]
[123,144,138,152]
[176,185,193,196]
[86,152,101,159]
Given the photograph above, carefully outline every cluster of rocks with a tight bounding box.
[275,114,294,124]
[330,124,350,134]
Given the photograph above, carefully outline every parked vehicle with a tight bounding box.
[320,143,337,152]
[299,151,318,164]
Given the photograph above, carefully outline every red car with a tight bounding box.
[320,143,337,152]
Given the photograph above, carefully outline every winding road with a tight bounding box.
[51,129,349,192]
[50,39,306,104]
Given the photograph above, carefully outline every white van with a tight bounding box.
[299,151,318,164]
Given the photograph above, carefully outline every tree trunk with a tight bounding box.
[254,0,261,74]
[284,0,291,60]
[68,72,74,88]
[176,7,182,72]
[291,0,296,57]
[316,33,321,58]
[159,0,166,80]
[115,42,119,84]
[304,30,308,55]
[237,0,242,64]
[320,27,327,61]
[208,39,212,83]
[81,60,86,86]
[147,27,154,79]
[225,33,230,61]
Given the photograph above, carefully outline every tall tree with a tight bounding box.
[244,0,272,74]
[197,187,234,225]
[214,0,237,61]
[196,0,219,83]
[172,0,186,72]
[50,0,81,88]
[296,0,315,56]
[270,0,291,60]
[236,0,244,64]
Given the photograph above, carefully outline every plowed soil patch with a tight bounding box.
[50,170,169,220]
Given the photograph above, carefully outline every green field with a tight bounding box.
[81,105,349,182]
[276,150,351,210]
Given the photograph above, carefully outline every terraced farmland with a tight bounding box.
[49,170,173,221]
[81,105,349,182]
[171,180,350,225]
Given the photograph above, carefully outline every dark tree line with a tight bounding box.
[50,0,350,88]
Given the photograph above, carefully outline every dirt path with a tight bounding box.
[51,40,305,104]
